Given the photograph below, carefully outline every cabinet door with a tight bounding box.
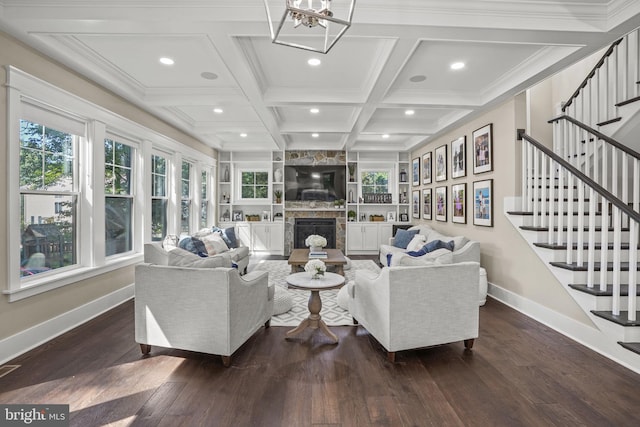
[269,223,284,253]
[346,224,364,252]
[251,224,269,251]
[361,224,379,251]
[236,223,251,248]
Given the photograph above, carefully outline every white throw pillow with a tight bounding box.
[405,234,427,252]
[200,232,229,256]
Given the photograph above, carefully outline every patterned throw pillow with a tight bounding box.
[405,235,427,252]
[200,232,230,256]
[178,236,208,257]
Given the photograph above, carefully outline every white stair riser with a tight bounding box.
[537,247,639,263]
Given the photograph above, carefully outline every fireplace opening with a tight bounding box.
[294,218,336,249]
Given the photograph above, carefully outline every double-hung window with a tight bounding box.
[200,169,209,228]
[151,154,168,241]
[104,138,134,256]
[19,120,78,277]
[181,161,192,233]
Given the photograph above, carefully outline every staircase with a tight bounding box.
[506,27,640,364]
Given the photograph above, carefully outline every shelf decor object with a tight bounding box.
[363,193,392,204]
[263,0,356,54]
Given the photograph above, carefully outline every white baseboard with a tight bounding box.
[488,282,640,375]
[0,284,134,365]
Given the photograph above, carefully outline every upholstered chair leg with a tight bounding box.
[221,355,231,367]
[464,339,475,349]
[387,352,396,363]
[265,319,271,328]
[140,344,151,355]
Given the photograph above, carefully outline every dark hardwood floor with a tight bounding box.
[2,293,640,426]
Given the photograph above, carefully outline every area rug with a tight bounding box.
[251,259,381,327]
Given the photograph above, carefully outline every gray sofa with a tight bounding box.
[379,224,480,266]
[378,224,486,305]
[144,239,250,273]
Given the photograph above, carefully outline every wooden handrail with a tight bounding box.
[562,37,624,111]
[548,114,640,160]
[520,132,640,224]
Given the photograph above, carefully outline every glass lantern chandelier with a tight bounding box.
[263,0,356,54]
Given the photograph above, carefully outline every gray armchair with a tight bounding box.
[135,263,273,366]
[347,262,480,362]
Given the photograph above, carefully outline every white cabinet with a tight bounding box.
[347,223,379,254]
[251,223,284,255]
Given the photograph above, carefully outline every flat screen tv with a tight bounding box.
[284,165,346,201]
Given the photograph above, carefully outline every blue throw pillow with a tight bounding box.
[393,229,419,249]
[223,227,238,248]
[211,226,238,249]
[178,236,207,255]
[423,239,455,253]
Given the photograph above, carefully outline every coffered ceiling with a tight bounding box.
[1,0,640,152]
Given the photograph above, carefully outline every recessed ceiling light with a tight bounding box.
[382,134,390,139]
[308,58,321,66]
[405,109,415,116]
[201,71,218,80]
[213,108,223,114]
[450,62,465,70]
[310,108,320,114]
[240,133,247,138]
[312,133,319,138]
[409,75,426,82]
[159,57,174,65]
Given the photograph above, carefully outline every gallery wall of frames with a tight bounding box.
[411,123,494,227]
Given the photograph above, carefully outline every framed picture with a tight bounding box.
[422,188,432,220]
[387,211,396,222]
[412,157,420,186]
[473,179,493,226]
[452,183,466,224]
[400,212,409,222]
[435,186,447,222]
[451,136,466,178]
[435,144,447,182]
[232,210,243,221]
[412,190,420,218]
[473,123,493,174]
[422,152,432,185]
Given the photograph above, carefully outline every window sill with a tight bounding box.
[3,253,143,302]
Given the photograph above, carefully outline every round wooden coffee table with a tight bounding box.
[285,272,345,343]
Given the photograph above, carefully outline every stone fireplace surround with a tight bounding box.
[283,150,346,255]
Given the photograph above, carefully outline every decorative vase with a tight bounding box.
[224,165,230,182]
[311,271,324,280]
[310,245,323,253]
[274,168,282,182]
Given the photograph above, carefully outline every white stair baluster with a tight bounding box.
[612,207,622,316]
[587,187,597,288]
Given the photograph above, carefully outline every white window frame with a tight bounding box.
[4,66,215,301]
[236,166,271,202]
[359,165,395,199]
[180,160,193,234]
[104,133,137,258]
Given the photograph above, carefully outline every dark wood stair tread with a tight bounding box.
[550,261,639,272]
[616,95,640,107]
[591,310,640,326]
[618,342,640,355]
[596,117,622,127]
[507,211,602,216]
[569,284,640,296]
[520,225,629,232]
[534,242,636,250]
